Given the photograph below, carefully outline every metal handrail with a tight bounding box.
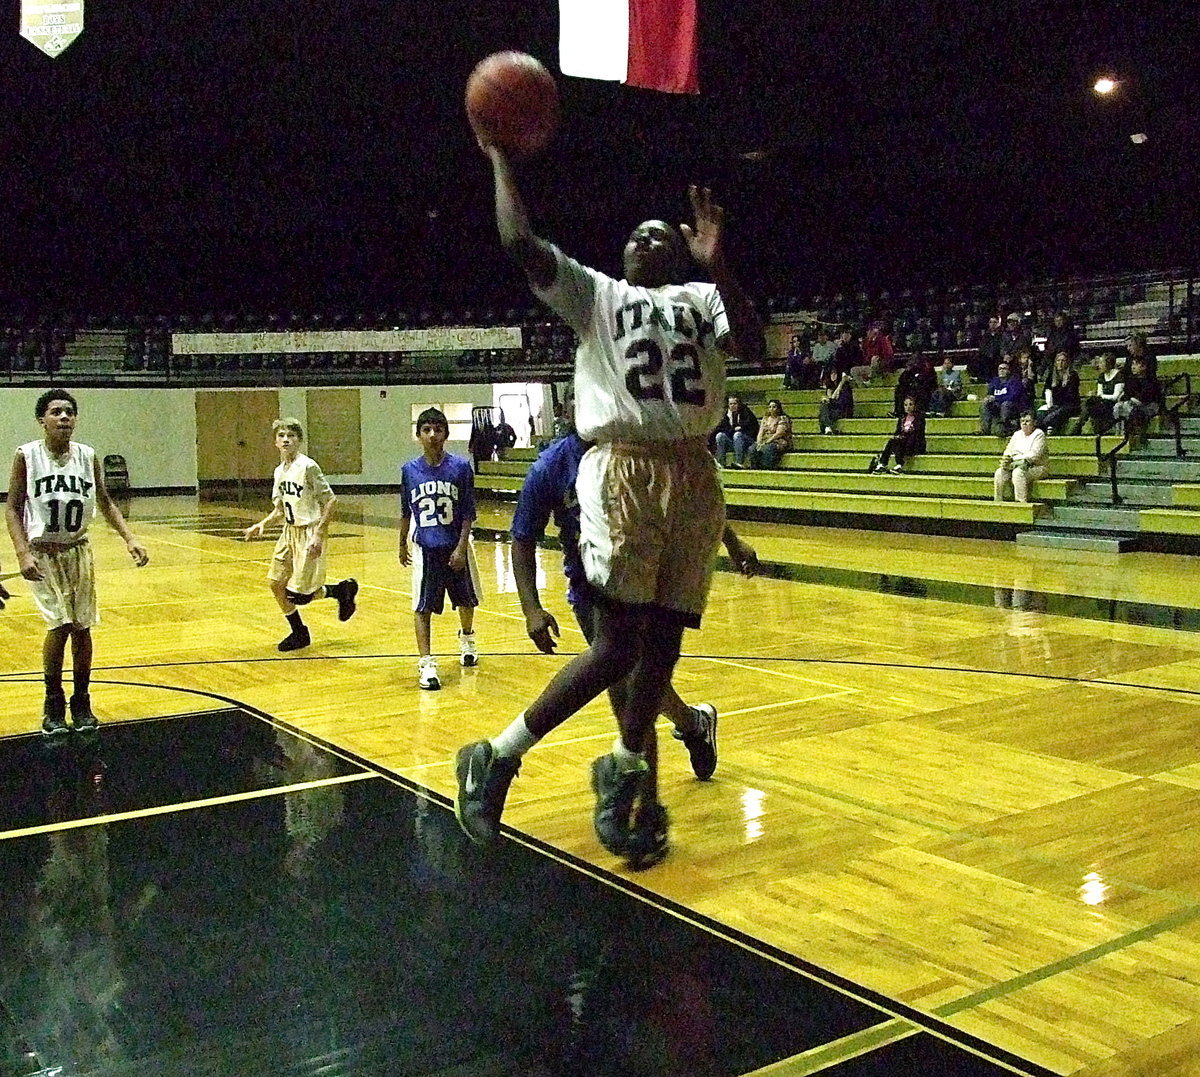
[1097,372,1193,505]
[1096,430,1129,506]
[1161,371,1193,458]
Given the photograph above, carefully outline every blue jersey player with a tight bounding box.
[399,407,481,690]
[463,424,758,867]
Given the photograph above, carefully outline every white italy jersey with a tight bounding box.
[20,440,97,545]
[273,453,333,527]
[533,245,730,443]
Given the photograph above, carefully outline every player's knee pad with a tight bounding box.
[285,588,316,606]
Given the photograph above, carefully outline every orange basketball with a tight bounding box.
[465,51,560,158]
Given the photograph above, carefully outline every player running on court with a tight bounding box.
[5,389,150,734]
[243,418,358,652]
[455,141,764,862]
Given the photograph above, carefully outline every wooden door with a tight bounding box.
[195,390,280,498]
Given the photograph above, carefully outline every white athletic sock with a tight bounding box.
[490,712,538,759]
[611,738,645,773]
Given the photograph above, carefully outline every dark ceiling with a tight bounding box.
[2,0,1196,316]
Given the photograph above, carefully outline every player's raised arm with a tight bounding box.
[483,144,557,290]
[681,185,764,367]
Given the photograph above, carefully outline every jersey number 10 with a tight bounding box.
[47,498,85,533]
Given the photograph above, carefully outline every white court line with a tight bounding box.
[402,692,856,773]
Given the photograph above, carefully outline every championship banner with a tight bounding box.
[20,0,83,58]
[171,326,523,356]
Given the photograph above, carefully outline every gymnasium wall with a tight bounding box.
[0,383,498,495]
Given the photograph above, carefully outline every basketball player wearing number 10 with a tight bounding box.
[5,390,150,736]
[243,418,358,653]
[455,142,764,863]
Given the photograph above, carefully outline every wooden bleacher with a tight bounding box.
[474,358,1200,541]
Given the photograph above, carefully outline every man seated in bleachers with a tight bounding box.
[994,411,1048,503]
[811,327,837,377]
[927,355,964,416]
[979,359,1027,436]
[711,393,760,468]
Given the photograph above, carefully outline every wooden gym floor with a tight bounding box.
[3,492,1200,1075]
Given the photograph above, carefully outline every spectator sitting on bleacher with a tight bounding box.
[1001,311,1032,357]
[1015,349,1039,410]
[869,395,926,474]
[1070,352,1124,436]
[994,410,1048,504]
[893,352,936,417]
[927,355,964,416]
[711,393,760,468]
[850,323,896,384]
[1124,331,1157,379]
[979,359,1027,436]
[782,333,818,390]
[811,327,837,377]
[1036,351,1081,435]
[748,399,793,469]
[1112,354,1163,450]
[1042,311,1081,372]
[832,327,863,377]
[969,315,1003,383]
[818,367,854,434]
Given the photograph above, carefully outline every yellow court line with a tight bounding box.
[739,1020,918,1075]
[0,770,378,842]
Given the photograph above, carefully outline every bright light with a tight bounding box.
[1079,870,1109,906]
[1093,77,1118,96]
[1130,132,1148,145]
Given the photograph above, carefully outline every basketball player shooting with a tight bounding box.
[454,102,764,866]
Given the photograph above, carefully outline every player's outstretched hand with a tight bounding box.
[128,540,150,567]
[243,523,263,541]
[680,185,725,270]
[525,607,560,654]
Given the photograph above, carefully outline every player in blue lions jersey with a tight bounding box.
[460,413,759,866]
[399,407,481,690]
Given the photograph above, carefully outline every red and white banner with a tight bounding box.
[559,0,699,95]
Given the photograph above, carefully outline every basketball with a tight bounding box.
[465,51,559,158]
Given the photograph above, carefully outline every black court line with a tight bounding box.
[0,698,1056,1077]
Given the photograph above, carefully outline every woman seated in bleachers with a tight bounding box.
[818,366,854,434]
[1112,354,1163,450]
[1069,352,1124,435]
[869,395,926,474]
[995,411,1048,503]
[1035,351,1081,434]
[748,399,794,469]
